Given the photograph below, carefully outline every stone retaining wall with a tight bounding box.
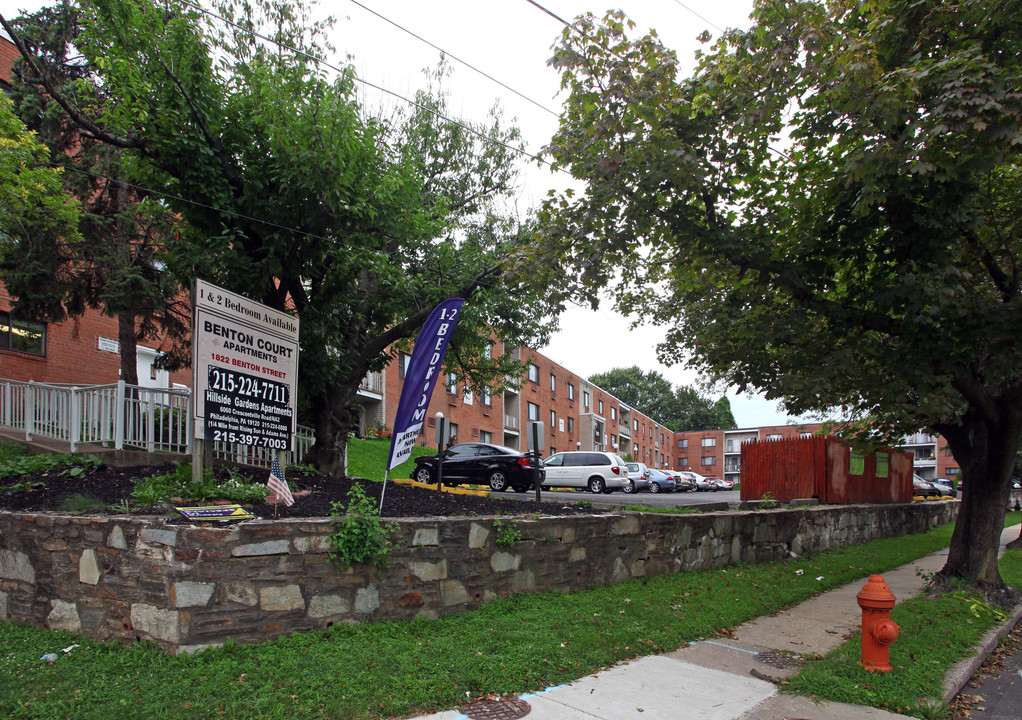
[0,502,957,654]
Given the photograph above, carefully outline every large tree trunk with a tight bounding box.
[118,312,139,386]
[936,407,1022,605]
[306,381,363,477]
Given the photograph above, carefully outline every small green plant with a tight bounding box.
[493,519,522,547]
[577,499,593,509]
[329,483,396,568]
[57,493,109,514]
[0,480,46,494]
[131,463,269,505]
[758,491,780,509]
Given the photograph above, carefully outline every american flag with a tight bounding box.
[267,457,295,507]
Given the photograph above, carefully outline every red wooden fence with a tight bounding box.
[740,436,912,504]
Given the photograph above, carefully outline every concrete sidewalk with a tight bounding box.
[407,526,1022,720]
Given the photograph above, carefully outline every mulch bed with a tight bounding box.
[0,464,602,519]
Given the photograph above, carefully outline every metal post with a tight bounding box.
[25,381,34,442]
[70,386,80,453]
[436,412,445,491]
[114,380,125,450]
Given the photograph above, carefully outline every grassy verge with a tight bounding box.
[0,521,968,720]
[784,514,1022,719]
[346,437,433,482]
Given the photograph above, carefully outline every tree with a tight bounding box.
[0,92,81,302]
[3,1,190,385]
[0,0,557,475]
[535,1,1022,600]
[588,366,736,431]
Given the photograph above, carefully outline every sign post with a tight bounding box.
[527,421,545,501]
[191,279,300,482]
[435,412,449,491]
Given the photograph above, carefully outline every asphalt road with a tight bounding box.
[953,620,1022,719]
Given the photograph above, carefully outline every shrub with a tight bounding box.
[329,483,396,568]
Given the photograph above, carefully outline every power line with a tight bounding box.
[178,0,548,168]
[348,0,559,119]
[667,0,726,34]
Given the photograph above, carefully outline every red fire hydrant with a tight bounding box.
[856,574,900,672]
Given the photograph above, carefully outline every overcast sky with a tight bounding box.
[0,0,816,428]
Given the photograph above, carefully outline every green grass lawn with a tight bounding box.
[6,519,1013,720]
[345,437,434,482]
[783,514,1022,719]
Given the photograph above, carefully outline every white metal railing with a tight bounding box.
[504,415,519,431]
[359,370,384,395]
[0,378,314,466]
[901,433,937,445]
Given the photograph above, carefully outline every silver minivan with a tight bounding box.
[542,451,630,493]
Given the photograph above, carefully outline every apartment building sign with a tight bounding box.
[192,279,300,450]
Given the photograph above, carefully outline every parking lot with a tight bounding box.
[517,488,741,509]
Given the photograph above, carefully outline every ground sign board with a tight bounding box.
[192,279,300,451]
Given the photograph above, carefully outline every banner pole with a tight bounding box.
[379,469,390,513]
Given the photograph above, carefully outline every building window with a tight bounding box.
[679,457,689,467]
[567,417,574,433]
[446,372,457,394]
[660,432,664,444]
[634,419,638,431]
[583,390,591,408]
[678,439,688,449]
[567,383,575,400]
[550,410,556,427]
[598,400,604,414]
[701,437,716,447]
[528,364,540,383]
[527,402,540,421]
[482,390,492,406]
[449,423,458,443]
[480,430,492,443]
[611,407,617,421]
[702,456,717,466]
[550,373,557,391]
[611,433,617,447]
[766,433,782,441]
[0,312,46,356]
[398,352,411,378]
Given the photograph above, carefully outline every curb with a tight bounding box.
[941,602,1022,702]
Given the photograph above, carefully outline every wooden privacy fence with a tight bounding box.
[741,435,912,504]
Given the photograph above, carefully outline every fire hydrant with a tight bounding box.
[856,574,900,672]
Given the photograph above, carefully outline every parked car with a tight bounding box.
[678,471,715,491]
[912,475,941,498]
[706,476,733,490]
[672,474,696,492]
[624,462,652,493]
[542,451,630,493]
[412,442,543,493]
[931,477,957,498]
[645,469,677,493]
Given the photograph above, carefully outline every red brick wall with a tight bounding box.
[1,34,18,85]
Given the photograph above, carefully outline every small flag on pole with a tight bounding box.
[267,457,295,507]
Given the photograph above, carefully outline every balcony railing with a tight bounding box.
[504,415,520,431]
[0,378,313,467]
[359,370,384,395]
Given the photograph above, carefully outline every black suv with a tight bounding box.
[412,442,544,492]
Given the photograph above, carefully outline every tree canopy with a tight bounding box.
[588,366,736,432]
[4,1,190,383]
[1,0,558,474]
[536,0,1022,598]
